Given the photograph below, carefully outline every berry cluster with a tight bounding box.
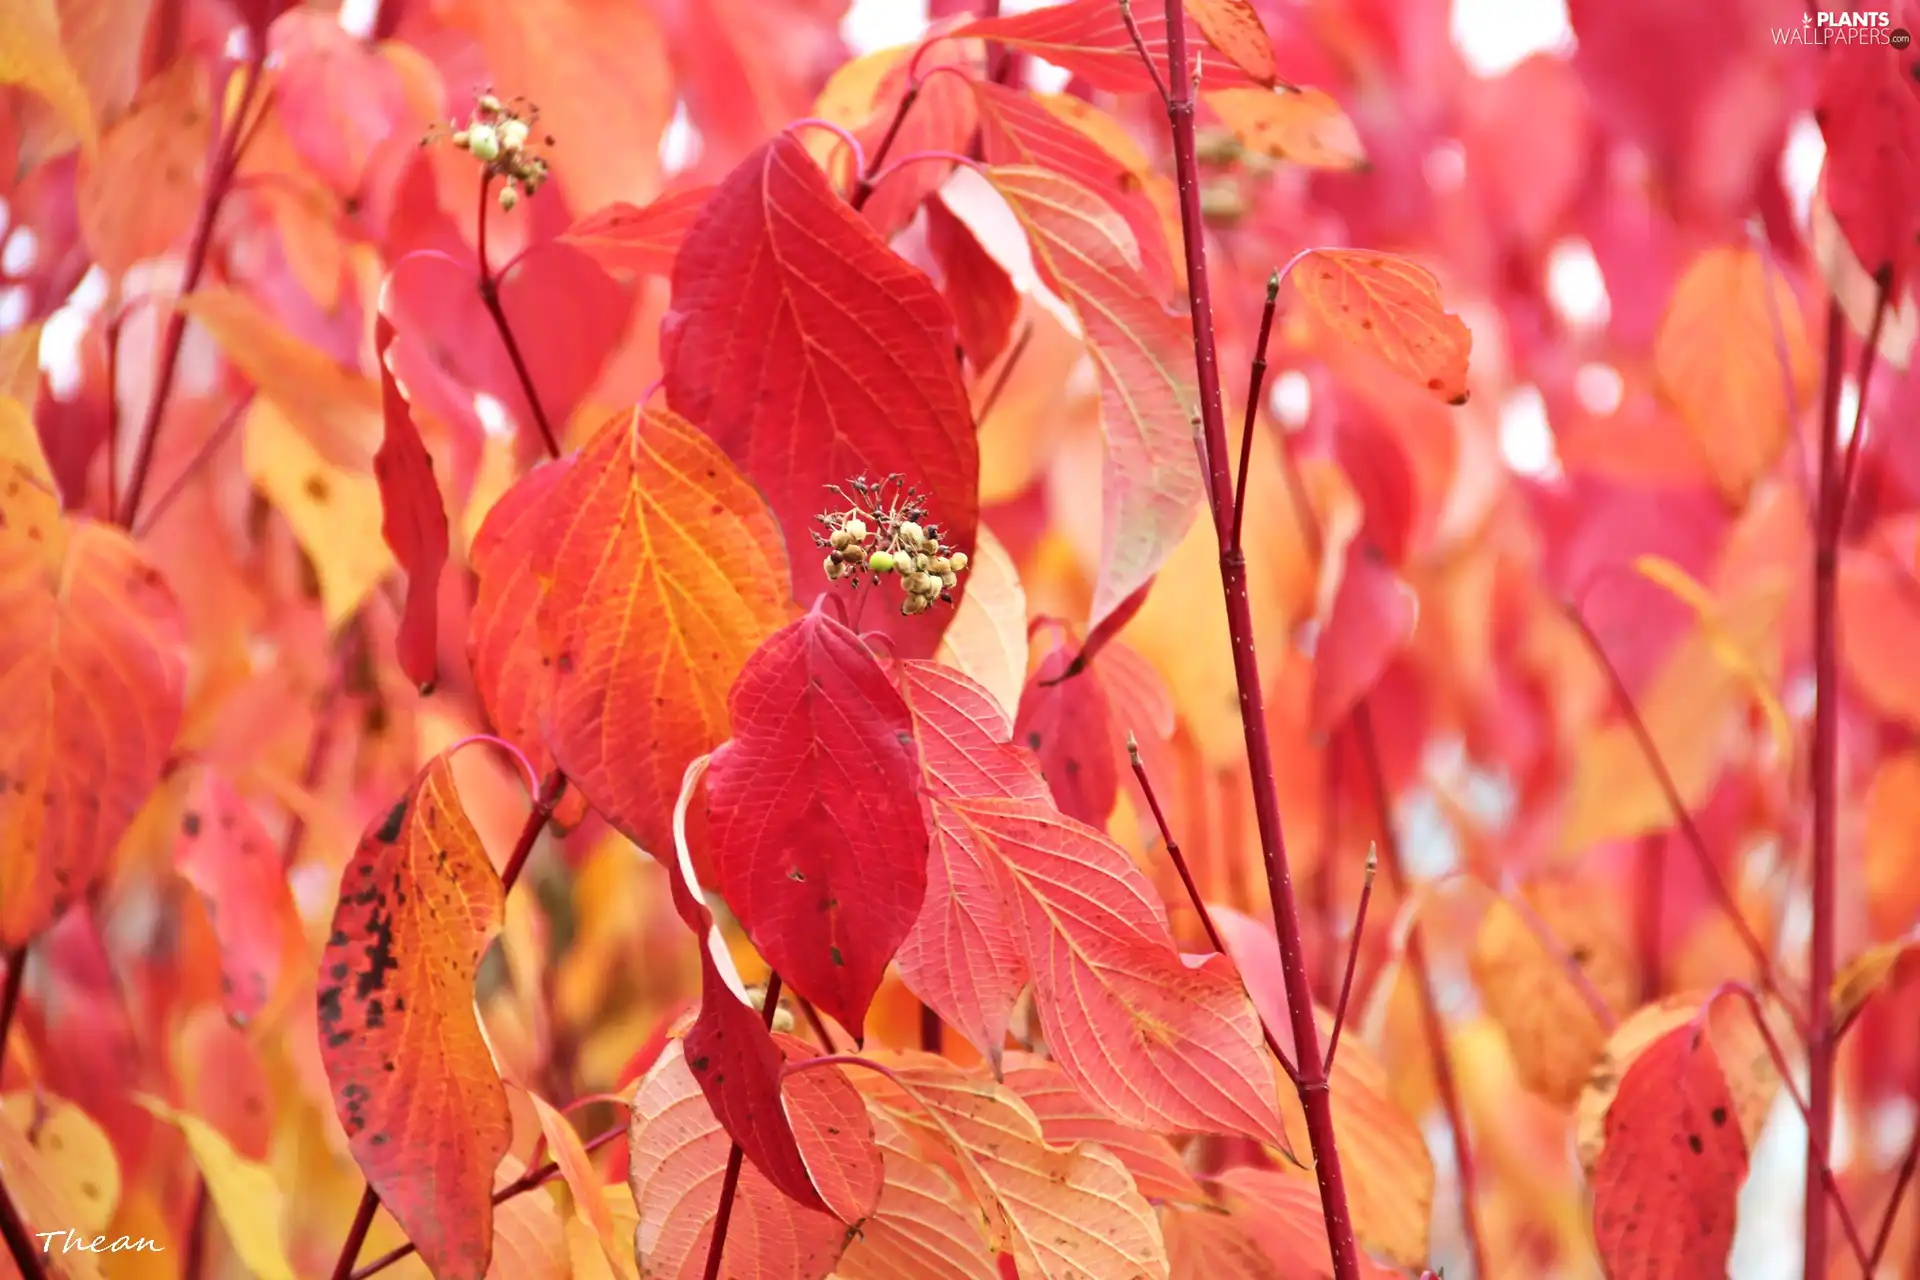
[814,475,970,617]
[437,93,552,212]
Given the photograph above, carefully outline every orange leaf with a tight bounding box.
[1653,245,1817,503]
[560,185,714,277]
[1205,87,1367,170]
[175,772,306,1028]
[947,797,1295,1153]
[1469,874,1638,1108]
[0,1106,107,1280]
[836,1105,998,1280]
[518,1087,625,1278]
[1832,934,1920,1031]
[533,407,791,857]
[957,0,1260,96]
[1838,544,1920,729]
[1216,1167,1400,1279]
[627,1040,848,1280]
[1865,752,1920,938]
[76,57,210,276]
[316,755,511,1280]
[1187,0,1278,87]
[1291,250,1472,405]
[469,456,581,825]
[983,164,1205,630]
[1000,1052,1207,1204]
[0,1093,120,1234]
[0,461,187,948]
[0,0,98,159]
[870,1055,1168,1279]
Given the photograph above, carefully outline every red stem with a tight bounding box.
[1806,295,1849,1278]
[328,1187,380,1280]
[1633,832,1664,1004]
[0,945,23,1065]
[476,174,563,460]
[1321,848,1375,1074]
[499,773,568,893]
[1352,709,1489,1277]
[104,315,122,520]
[1130,737,1300,1084]
[850,84,923,211]
[116,49,267,529]
[1230,272,1280,553]
[1868,1097,1920,1275]
[346,1122,626,1280]
[702,972,783,1280]
[1836,273,1891,527]
[1152,6,1361,1269]
[0,943,31,1275]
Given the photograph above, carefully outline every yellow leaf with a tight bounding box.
[1032,93,1153,177]
[0,324,44,403]
[1832,934,1920,1030]
[0,0,98,159]
[0,396,56,491]
[243,398,393,628]
[134,1096,296,1280]
[0,1094,120,1233]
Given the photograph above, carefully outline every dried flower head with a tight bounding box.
[812,474,969,616]
[428,90,554,211]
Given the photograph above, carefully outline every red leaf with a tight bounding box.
[372,314,449,695]
[946,797,1294,1151]
[660,133,979,658]
[706,611,931,1040]
[1014,637,1121,830]
[852,37,980,238]
[957,0,1259,95]
[1309,542,1418,735]
[558,184,715,277]
[317,756,511,1280]
[1588,1019,1750,1278]
[532,407,792,858]
[1038,576,1155,687]
[972,81,1174,300]
[982,165,1204,631]
[175,773,304,1028]
[925,196,1020,372]
[1816,20,1920,284]
[383,242,634,452]
[893,660,1046,1065]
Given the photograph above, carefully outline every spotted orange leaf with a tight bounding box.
[1187,0,1278,86]
[945,797,1294,1153]
[836,1105,998,1280]
[1290,249,1473,406]
[0,451,187,948]
[1000,1052,1207,1204]
[533,406,792,859]
[316,755,511,1280]
[1205,86,1367,170]
[75,56,208,276]
[982,164,1205,631]
[706,610,929,1039]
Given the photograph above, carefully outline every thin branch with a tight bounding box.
[972,321,1035,427]
[793,991,836,1050]
[117,48,268,528]
[476,173,563,460]
[1837,271,1892,532]
[346,1122,626,1280]
[1150,2,1362,1271]
[1806,293,1850,1278]
[1633,832,1664,1005]
[702,972,784,1280]
[0,946,23,1065]
[1321,848,1375,1075]
[131,392,253,537]
[328,1187,380,1280]
[850,82,925,210]
[1129,735,1300,1085]
[1230,271,1280,553]
[1868,1077,1920,1276]
[1119,0,1171,106]
[1559,600,1803,1032]
[1352,708,1490,1279]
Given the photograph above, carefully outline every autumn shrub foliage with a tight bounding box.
[7,0,1920,1276]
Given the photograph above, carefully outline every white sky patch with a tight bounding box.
[473,391,514,441]
[1268,369,1312,428]
[1449,0,1575,77]
[1574,362,1624,415]
[659,100,700,176]
[1546,236,1611,330]
[1424,139,1468,193]
[38,265,109,400]
[844,0,931,54]
[2,225,36,277]
[1781,112,1826,230]
[1498,383,1560,479]
[1837,376,1863,445]
[337,0,378,38]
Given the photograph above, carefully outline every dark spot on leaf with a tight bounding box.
[304,473,331,502]
[1711,1106,1727,1127]
[182,811,202,837]
[1687,1133,1704,1154]
[375,798,408,843]
[830,946,845,967]
[1026,731,1042,749]
[692,1056,710,1073]
[788,868,806,881]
